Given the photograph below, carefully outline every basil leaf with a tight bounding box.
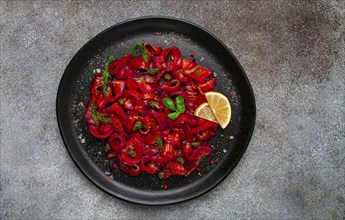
[175,95,185,113]
[163,98,176,111]
[168,112,180,120]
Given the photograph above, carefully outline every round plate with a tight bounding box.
[56,17,256,205]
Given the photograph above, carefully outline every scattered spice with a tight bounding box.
[190,53,195,57]
[210,159,215,165]
[163,184,169,190]
[112,164,117,169]
[196,167,201,171]
[230,91,233,97]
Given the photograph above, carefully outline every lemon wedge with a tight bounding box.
[194,102,218,123]
[194,91,231,129]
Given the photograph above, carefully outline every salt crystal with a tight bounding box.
[230,136,234,139]
[81,139,85,144]
[96,69,101,73]
[223,149,227,153]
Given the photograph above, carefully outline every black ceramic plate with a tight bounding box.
[57,17,255,205]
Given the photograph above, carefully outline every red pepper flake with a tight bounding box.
[190,53,195,57]
[163,184,169,190]
[210,159,215,165]
[196,167,201,171]
[229,91,233,97]
[112,164,117,169]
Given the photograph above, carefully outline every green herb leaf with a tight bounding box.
[175,95,185,113]
[163,98,176,111]
[91,104,99,126]
[168,111,180,120]
[142,50,149,62]
[90,104,112,126]
[146,68,160,75]
[156,137,163,149]
[130,41,142,56]
[106,55,115,66]
[101,55,115,95]
[98,114,112,124]
[130,41,148,62]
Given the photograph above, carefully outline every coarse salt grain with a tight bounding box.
[230,136,234,139]
[223,149,227,153]
[81,139,85,144]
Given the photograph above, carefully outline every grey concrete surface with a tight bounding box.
[1,0,344,219]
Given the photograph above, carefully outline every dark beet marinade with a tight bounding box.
[85,42,218,178]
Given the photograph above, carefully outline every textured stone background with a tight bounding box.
[1,0,344,219]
